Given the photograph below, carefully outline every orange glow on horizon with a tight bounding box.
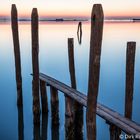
[105,10,140,18]
[0,6,140,19]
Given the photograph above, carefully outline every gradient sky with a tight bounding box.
[0,0,140,18]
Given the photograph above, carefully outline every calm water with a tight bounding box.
[0,21,140,140]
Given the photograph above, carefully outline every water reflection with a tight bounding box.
[33,124,40,140]
[33,113,48,140]
[77,30,82,45]
[41,113,48,140]
[1,21,140,140]
[17,107,24,140]
[65,117,74,140]
[51,121,59,140]
[51,87,59,140]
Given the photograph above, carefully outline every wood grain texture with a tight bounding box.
[31,8,40,124]
[65,38,75,117]
[86,4,104,140]
[40,80,48,113]
[125,42,136,119]
[11,4,23,107]
[65,38,75,140]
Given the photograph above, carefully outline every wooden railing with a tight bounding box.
[39,73,140,135]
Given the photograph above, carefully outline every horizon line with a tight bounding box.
[0,15,140,20]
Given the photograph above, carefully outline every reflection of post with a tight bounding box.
[18,107,24,140]
[86,4,104,140]
[109,124,121,140]
[77,31,82,45]
[41,113,48,140]
[125,42,136,119]
[31,8,40,124]
[50,86,59,140]
[40,80,48,113]
[33,125,40,140]
[77,22,82,45]
[11,4,23,107]
[74,103,83,140]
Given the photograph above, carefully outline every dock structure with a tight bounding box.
[11,3,140,140]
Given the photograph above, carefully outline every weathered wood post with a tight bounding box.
[11,4,23,107]
[40,80,48,113]
[125,42,136,119]
[41,113,48,140]
[86,4,104,140]
[109,125,121,140]
[18,106,24,140]
[74,102,83,140]
[65,38,75,118]
[65,38,75,140]
[50,86,59,140]
[31,8,40,124]
[109,125,115,140]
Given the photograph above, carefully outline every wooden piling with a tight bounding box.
[41,113,48,140]
[31,8,40,124]
[11,4,23,107]
[65,38,75,118]
[74,104,83,140]
[52,122,59,140]
[50,86,59,124]
[110,124,116,140]
[86,4,104,140]
[50,86,59,140]
[18,106,24,140]
[125,42,136,119]
[40,80,48,113]
[65,38,75,140]
[109,124,121,140]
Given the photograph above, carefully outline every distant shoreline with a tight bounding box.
[0,18,89,22]
[1,18,140,23]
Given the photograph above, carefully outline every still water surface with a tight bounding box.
[0,21,140,140]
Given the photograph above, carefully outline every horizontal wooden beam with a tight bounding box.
[39,73,140,136]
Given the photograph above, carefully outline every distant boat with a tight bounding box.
[133,18,140,22]
[55,18,64,22]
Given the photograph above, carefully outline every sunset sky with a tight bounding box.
[0,0,140,19]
